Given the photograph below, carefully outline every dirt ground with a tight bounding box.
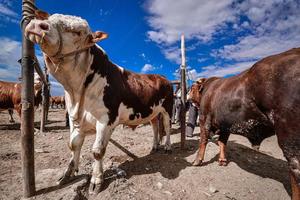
[0,109,291,200]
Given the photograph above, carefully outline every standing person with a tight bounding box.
[186,100,199,137]
[172,84,181,124]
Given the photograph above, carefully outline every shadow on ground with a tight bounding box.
[101,139,199,190]
[31,139,291,198]
[203,141,291,196]
[0,120,63,130]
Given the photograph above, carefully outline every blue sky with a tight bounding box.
[1,0,300,95]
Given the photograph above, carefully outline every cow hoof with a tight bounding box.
[150,148,159,154]
[89,183,102,195]
[164,145,172,153]
[192,159,203,166]
[164,148,172,154]
[218,158,227,166]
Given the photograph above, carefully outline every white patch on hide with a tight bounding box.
[118,100,165,126]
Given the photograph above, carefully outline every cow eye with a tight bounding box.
[72,31,81,36]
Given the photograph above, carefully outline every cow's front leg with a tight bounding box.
[193,116,209,166]
[89,121,113,194]
[58,128,85,185]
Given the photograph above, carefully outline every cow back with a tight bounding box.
[0,81,21,110]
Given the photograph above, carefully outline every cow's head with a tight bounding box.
[187,78,206,107]
[25,10,108,58]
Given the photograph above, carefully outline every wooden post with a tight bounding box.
[180,34,187,149]
[40,66,49,132]
[20,0,36,197]
[44,66,50,121]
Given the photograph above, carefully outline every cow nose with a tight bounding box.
[38,22,49,31]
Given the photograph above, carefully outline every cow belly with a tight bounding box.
[0,99,14,110]
[118,102,164,125]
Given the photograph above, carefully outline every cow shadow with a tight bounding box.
[101,139,199,190]
[204,141,291,196]
[0,120,63,130]
[45,125,69,131]
[102,139,291,195]
[0,123,20,130]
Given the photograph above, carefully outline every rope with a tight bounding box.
[21,0,37,29]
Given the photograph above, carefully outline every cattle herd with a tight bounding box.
[0,9,299,199]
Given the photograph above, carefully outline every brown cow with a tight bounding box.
[188,48,300,199]
[50,95,65,108]
[0,80,43,121]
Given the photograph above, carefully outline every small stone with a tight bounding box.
[57,136,63,140]
[116,168,127,178]
[164,191,172,196]
[35,148,49,153]
[209,184,218,194]
[156,182,163,190]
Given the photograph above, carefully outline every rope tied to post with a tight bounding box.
[20,0,37,28]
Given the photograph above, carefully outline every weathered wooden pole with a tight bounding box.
[44,66,50,121]
[40,64,49,132]
[20,0,36,197]
[180,34,187,149]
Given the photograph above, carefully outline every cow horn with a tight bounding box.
[35,10,49,20]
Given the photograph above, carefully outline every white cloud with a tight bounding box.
[140,52,150,62]
[215,34,300,61]
[145,0,300,75]
[0,37,21,80]
[141,63,156,73]
[161,46,181,64]
[0,3,17,17]
[146,0,235,45]
[186,61,255,80]
[0,37,20,67]
[0,2,19,24]
[197,58,208,63]
[0,37,64,97]
[216,0,300,62]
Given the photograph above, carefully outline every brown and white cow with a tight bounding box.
[0,80,42,122]
[25,11,173,194]
[188,48,300,199]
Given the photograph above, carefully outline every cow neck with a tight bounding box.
[45,47,94,124]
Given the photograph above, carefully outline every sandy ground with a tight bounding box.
[0,109,291,200]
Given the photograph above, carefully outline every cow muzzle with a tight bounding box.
[25,20,50,44]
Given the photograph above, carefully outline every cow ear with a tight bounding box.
[35,10,49,20]
[196,78,206,84]
[198,85,204,93]
[91,31,108,43]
